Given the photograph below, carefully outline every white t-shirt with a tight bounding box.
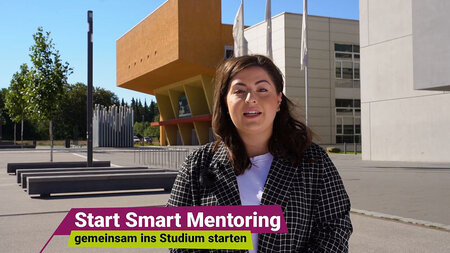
[236,153,273,253]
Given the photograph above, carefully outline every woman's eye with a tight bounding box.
[234,89,245,94]
[258,88,268,92]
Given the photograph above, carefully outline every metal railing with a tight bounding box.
[134,147,198,170]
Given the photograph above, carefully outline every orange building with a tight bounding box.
[116,0,233,145]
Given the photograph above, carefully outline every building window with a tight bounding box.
[178,95,191,118]
[335,43,360,81]
[224,46,234,59]
[335,98,360,144]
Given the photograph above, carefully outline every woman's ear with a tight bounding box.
[278,93,283,105]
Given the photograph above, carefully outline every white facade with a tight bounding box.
[360,0,450,162]
[245,13,360,145]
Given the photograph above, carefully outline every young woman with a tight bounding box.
[167,55,352,252]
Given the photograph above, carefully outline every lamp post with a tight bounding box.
[87,10,93,167]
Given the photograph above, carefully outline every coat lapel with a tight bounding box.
[259,156,297,252]
[209,143,242,206]
[260,156,297,208]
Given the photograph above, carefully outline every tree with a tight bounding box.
[0,88,7,141]
[5,64,31,145]
[27,27,72,161]
[94,87,120,107]
[54,82,87,140]
[54,83,121,140]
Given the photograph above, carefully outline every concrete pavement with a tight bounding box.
[0,147,448,252]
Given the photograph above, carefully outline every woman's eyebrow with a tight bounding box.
[231,79,270,87]
[231,82,246,87]
[255,79,271,85]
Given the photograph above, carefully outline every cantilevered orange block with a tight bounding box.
[117,0,233,95]
[117,0,233,145]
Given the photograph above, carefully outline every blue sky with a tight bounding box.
[0,0,358,103]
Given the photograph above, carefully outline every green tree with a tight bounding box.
[5,64,31,145]
[94,87,120,107]
[54,82,87,140]
[0,88,7,141]
[27,27,72,161]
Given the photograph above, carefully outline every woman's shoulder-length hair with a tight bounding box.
[212,55,312,175]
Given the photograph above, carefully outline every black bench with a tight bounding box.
[16,166,150,184]
[7,161,111,174]
[27,172,179,197]
[22,168,169,189]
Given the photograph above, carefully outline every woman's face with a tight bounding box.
[226,66,282,139]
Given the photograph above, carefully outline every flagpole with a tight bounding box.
[301,0,309,126]
[305,64,309,126]
[266,0,272,59]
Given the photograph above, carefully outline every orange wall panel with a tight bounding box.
[117,0,180,86]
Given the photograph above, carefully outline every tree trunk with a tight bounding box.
[14,123,16,145]
[21,118,24,147]
[49,120,53,162]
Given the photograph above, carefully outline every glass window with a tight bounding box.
[353,45,360,53]
[354,99,361,107]
[336,53,352,59]
[336,124,343,134]
[354,62,360,80]
[178,95,191,118]
[224,45,234,59]
[342,61,353,79]
[343,135,355,143]
[344,125,354,134]
[355,125,361,134]
[335,61,342,79]
[335,44,353,52]
[336,99,353,108]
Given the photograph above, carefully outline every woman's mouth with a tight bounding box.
[243,111,262,118]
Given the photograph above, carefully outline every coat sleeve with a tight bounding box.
[307,150,353,252]
[167,153,195,207]
[167,153,210,253]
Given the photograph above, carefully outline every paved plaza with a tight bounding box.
[0,147,448,252]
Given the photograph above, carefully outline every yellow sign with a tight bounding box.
[68,230,252,250]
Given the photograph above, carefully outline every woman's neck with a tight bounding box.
[238,131,271,157]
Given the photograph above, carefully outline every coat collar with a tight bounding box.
[209,142,297,209]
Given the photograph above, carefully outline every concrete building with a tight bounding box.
[116,0,360,146]
[245,13,360,145]
[360,0,450,162]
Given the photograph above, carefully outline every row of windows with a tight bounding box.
[337,124,361,135]
[335,44,359,53]
[336,61,360,80]
[335,43,360,80]
[336,98,360,144]
[336,135,360,144]
[336,99,361,108]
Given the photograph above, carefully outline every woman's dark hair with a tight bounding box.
[212,55,312,175]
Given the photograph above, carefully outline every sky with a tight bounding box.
[0,0,359,103]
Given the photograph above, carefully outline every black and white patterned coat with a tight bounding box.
[167,142,352,253]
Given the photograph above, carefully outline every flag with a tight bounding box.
[300,0,308,70]
[266,0,272,59]
[233,0,247,57]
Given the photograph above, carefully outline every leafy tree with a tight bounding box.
[54,82,87,140]
[5,64,31,145]
[27,27,72,161]
[94,87,120,107]
[0,88,7,140]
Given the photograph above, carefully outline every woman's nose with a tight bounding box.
[245,91,257,104]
